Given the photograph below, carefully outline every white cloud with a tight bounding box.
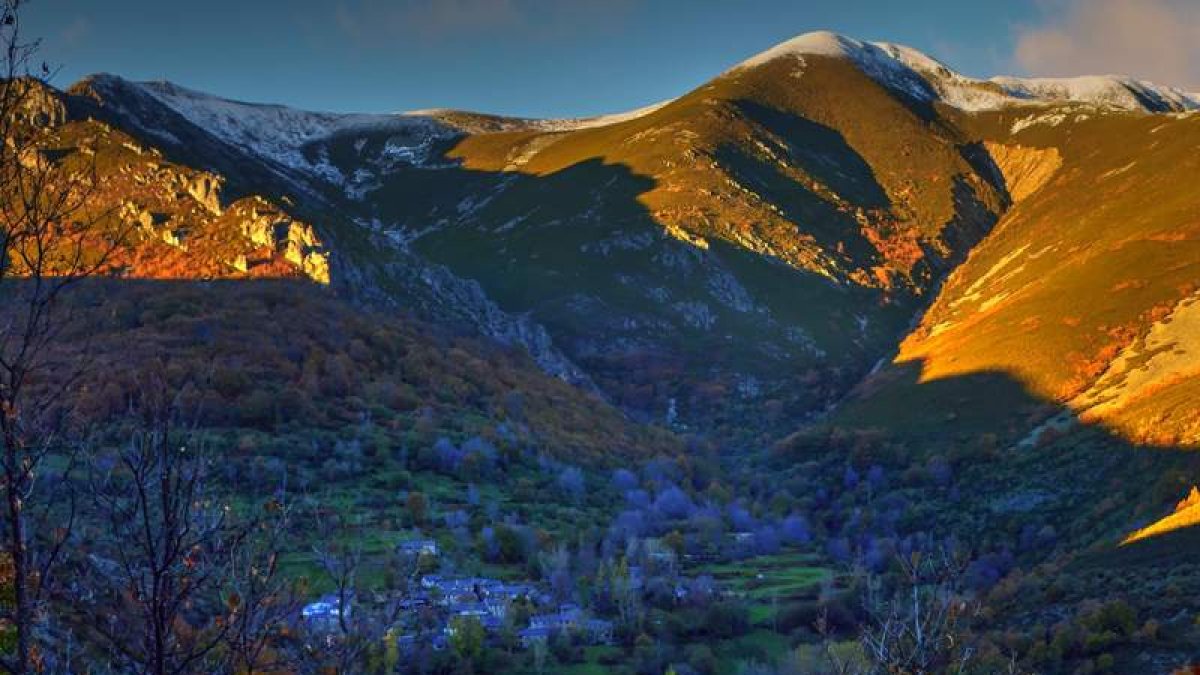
[1013,0,1200,90]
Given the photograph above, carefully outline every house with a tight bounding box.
[494,582,535,601]
[396,633,419,653]
[519,626,552,648]
[520,611,612,648]
[445,604,497,637]
[302,594,351,632]
[529,605,583,631]
[484,596,511,619]
[476,578,505,597]
[448,591,481,606]
[480,615,503,634]
[397,539,439,557]
[422,576,513,605]
[449,602,490,619]
[583,618,614,645]
[398,591,432,610]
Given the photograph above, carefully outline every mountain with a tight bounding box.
[29,31,1199,446]
[15,27,1200,672]
[838,70,1200,447]
[66,36,1010,434]
[20,29,1200,470]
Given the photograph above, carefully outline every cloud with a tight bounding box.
[1013,0,1200,90]
[334,0,630,44]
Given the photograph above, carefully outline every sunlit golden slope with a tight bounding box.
[863,109,1200,447]
[1124,487,1200,544]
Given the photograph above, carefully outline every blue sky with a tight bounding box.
[26,0,1200,118]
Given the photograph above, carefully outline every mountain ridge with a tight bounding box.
[77,30,1200,158]
[13,26,1200,672]
[44,30,1200,440]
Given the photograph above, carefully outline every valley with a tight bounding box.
[4,11,1200,672]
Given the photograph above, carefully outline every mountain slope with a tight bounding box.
[842,108,1200,447]
[14,29,1200,673]
[37,31,1200,445]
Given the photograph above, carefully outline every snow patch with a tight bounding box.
[530,100,673,132]
[734,31,1200,114]
[131,80,451,180]
[733,31,936,103]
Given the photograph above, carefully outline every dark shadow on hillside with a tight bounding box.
[10,276,681,463]
[711,100,898,269]
[821,358,1200,569]
[928,175,1000,274]
[731,99,891,208]
[53,79,923,437]
[37,79,1200,617]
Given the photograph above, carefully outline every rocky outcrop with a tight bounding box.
[411,261,595,390]
[6,78,67,129]
[182,173,223,214]
[983,142,1063,203]
[230,198,330,283]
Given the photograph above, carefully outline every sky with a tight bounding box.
[25,0,1200,118]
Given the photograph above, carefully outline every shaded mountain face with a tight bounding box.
[54,38,1010,433]
[30,31,1200,444]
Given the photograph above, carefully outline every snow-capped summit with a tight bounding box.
[735,30,869,67]
[132,79,446,172]
[732,31,939,104]
[735,30,1200,113]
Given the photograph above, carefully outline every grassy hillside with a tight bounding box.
[299,54,1010,434]
[9,34,1200,673]
[838,109,1200,447]
[44,279,680,465]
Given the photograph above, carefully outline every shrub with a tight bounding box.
[654,486,695,520]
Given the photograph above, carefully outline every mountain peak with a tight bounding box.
[735,30,865,68]
[734,31,1200,114]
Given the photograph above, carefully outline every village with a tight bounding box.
[299,534,730,656]
[301,537,617,654]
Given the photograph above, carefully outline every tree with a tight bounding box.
[221,500,300,675]
[557,467,585,503]
[538,545,573,603]
[449,615,484,670]
[531,637,549,675]
[87,411,243,674]
[663,530,685,558]
[611,559,643,636]
[857,548,977,675]
[493,524,525,565]
[0,2,123,670]
[307,512,402,673]
[406,491,428,527]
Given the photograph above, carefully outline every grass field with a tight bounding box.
[693,551,831,603]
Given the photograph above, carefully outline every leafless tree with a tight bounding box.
[0,1,125,670]
[856,548,978,675]
[86,403,241,675]
[305,511,403,673]
[220,500,301,675]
